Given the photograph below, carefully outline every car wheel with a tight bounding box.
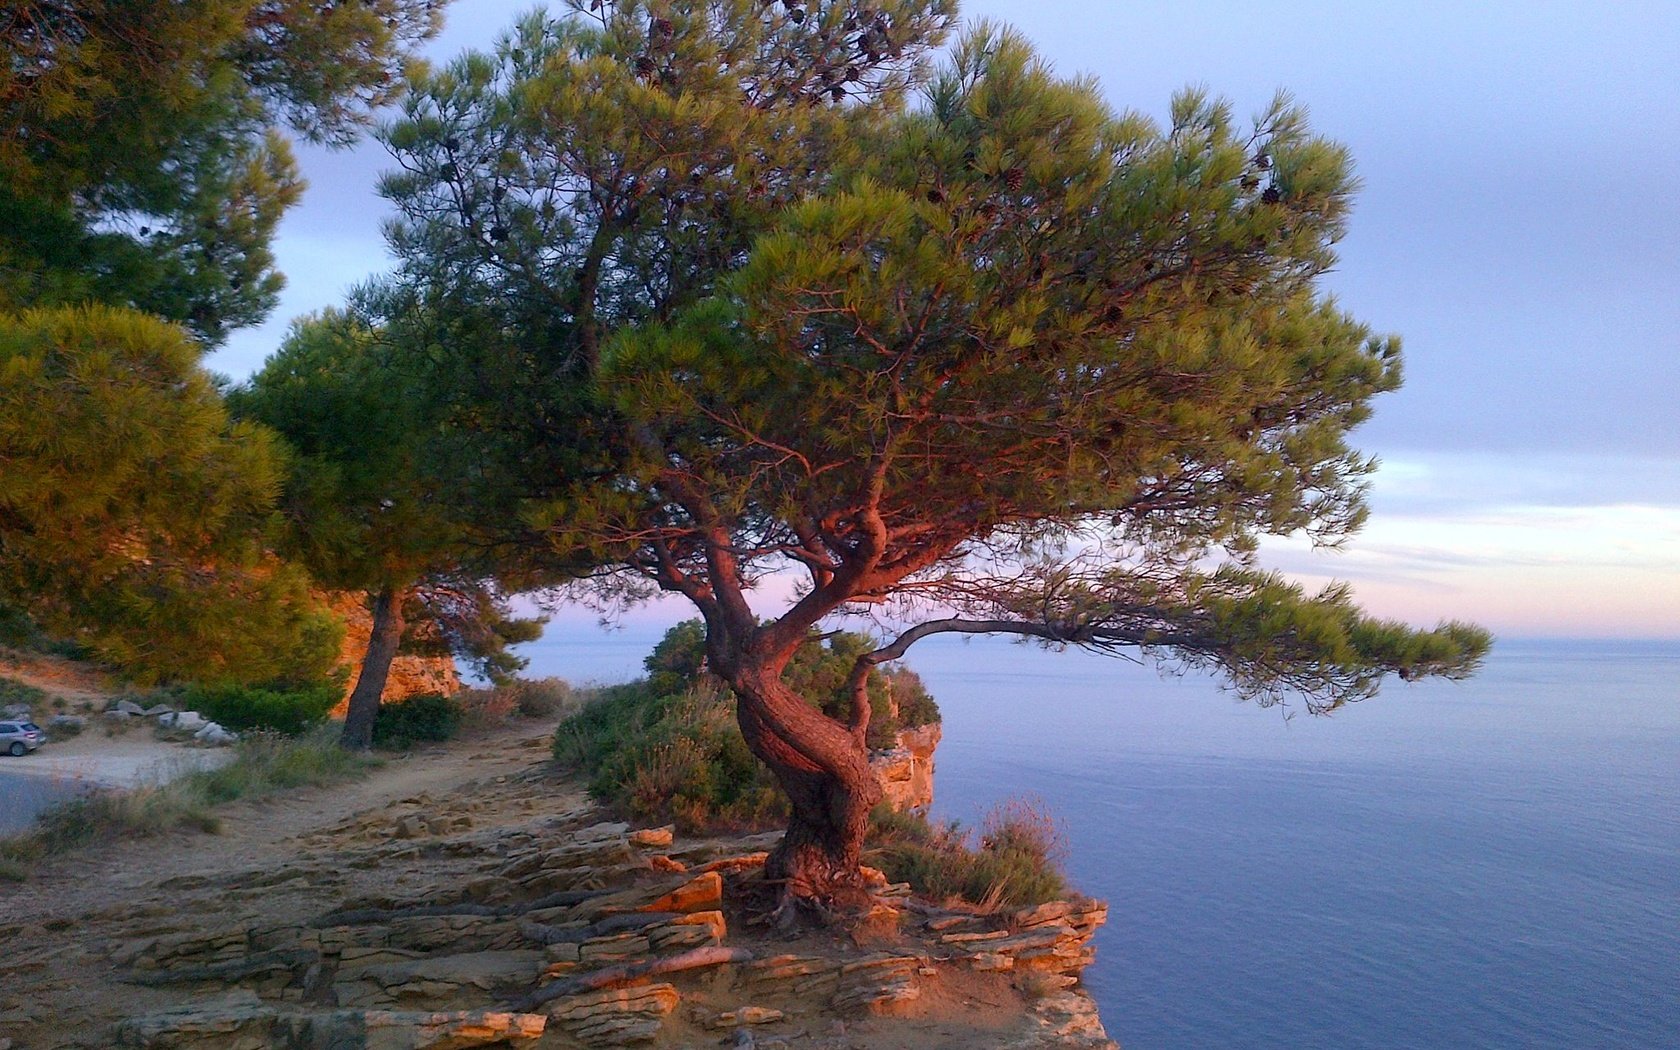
[8,742,23,757]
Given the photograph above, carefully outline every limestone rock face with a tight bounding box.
[327,592,461,715]
[870,722,941,812]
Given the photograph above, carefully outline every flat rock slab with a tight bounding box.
[116,998,545,1050]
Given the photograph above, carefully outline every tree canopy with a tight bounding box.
[232,308,540,747]
[0,305,340,683]
[377,3,1487,908]
[0,0,444,342]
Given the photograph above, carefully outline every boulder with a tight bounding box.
[195,724,238,746]
[142,704,176,717]
[114,699,146,716]
[159,711,206,731]
[117,998,546,1050]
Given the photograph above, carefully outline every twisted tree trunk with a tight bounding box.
[730,666,883,910]
[340,585,406,751]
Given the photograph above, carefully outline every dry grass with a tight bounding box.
[0,727,377,880]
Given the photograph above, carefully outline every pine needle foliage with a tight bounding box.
[0,305,341,684]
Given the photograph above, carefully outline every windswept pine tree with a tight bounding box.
[380,3,1489,913]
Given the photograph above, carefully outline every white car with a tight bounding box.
[0,720,44,756]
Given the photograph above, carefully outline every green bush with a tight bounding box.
[643,620,940,748]
[556,679,786,833]
[183,681,339,735]
[373,692,463,749]
[868,799,1069,908]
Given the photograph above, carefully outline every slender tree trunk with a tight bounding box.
[730,665,883,910]
[340,585,406,751]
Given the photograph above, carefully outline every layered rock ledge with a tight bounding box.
[0,722,1113,1049]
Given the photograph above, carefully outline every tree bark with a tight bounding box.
[729,665,883,911]
[340,585,406,751]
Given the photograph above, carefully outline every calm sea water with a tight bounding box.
[523,629,1680,1049]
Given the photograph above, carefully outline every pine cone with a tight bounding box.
[1004,167,1025,192]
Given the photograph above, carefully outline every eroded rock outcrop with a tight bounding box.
[108,812,1114,1049]
[870,722,942,812]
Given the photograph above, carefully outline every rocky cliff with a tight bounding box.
[871,722,942,812]
[325,592,460,716]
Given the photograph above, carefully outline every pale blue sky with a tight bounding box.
[211,1,1680,639]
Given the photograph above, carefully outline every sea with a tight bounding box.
[518,627,1680,1050]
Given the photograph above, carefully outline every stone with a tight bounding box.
[195,722,238,745]
[159,710,206,731]
[335,950,545,1009]
[1020,991,1115,1048]
[638,871,721,914]
[547,983,680,1046]
[114,991,274,1048]
[704,1006,785,1029]
[352,1009,546,1049]
[142,704,176,717]
[696,852,769,875]
[113,699,146,716]
[970,952,1015,972]
[628,825,674,849]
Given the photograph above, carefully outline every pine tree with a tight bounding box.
[230,309,540,749]
[0,305,341,684]
[0,0,444,343]
[382,8,1488,912]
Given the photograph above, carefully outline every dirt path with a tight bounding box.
[0,717,587,1041]
[2,717,569,920]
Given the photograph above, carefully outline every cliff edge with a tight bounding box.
[0,720,1113,1049]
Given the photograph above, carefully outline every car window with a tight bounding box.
[23,723,41,732]
[0,723,16,733]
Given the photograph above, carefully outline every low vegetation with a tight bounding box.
[371,692,463,750]
[182,680,340,736]
[868,799,1070,909]
[0,728,376,880]
[0,674,53,711]
[556,678,788,833]
[555,623,940,832]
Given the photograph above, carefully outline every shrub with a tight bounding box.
[511,677,574,718]
[456,686,519,731]
[373,692,462,749]
[0,675,51,711]
[556,679,786,832]
[182,681,338,735]
[868,799,1068,909]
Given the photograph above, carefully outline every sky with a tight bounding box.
[210,1,1680,640]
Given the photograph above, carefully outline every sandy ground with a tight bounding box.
[0,732,233,790]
